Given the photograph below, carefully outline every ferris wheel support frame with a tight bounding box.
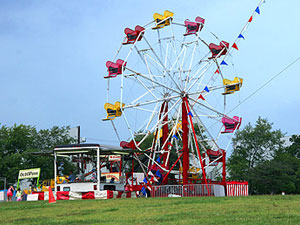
[181,96,189,185]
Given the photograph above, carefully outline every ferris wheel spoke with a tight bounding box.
[144,53,165,72]
[164,107,182,167]
[134,76,159,100]
[143,36,182,91]
[134,107,159,113]
[186,61,213,92]
[145,102,159,131]
[128,88,156,106]
[124,93,180,109]
[156,29,163,60]
[134,46,156,88]
[189,96,224,118]
[169,40,186,88]
[164,41,169,68]
[188,102,220,150]
[170,44,186,71]
[125,67,181,95]
[183,37,199,91]
[149,98,181,134]
[160,104,181,153]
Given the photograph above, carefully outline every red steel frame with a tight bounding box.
[141,97,226,191]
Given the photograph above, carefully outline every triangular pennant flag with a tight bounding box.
[155,170,162,178]
[255,6,260,14]
[248,16,253,23]
[214,69,220,74]
[204,86,210,92]
[187,112,193,117]
[220,60,228,66]
[156,157,161,163]
[232,43,239,50]
[172,134,179,140]
[150,176,159,183]
[141,187,146,195]
[198,94,205,101]
[238,34,245,39]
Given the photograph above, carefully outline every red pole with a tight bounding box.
[161,101,169,169]
[119,157,122,177]
[184,98,210,194]
[182,97,189,185]
[161,101,169,184]
[222,150,226,185]
[132,159,134,184]
[202,153,206,178]
[162,153,183,184]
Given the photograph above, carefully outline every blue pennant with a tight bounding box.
[255,6,260,14]
[143,178,148,183]
[155,170,162,178]
[187,112,194,117]
[141,187,146,195]
[204,86,210,92]
[238,34,245,39]
[220,60,228,66]
[156,157,161,163]
[172,134,179,140]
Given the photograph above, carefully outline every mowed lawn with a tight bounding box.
[1,195,300,225]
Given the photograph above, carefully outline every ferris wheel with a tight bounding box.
[103,10,243,185]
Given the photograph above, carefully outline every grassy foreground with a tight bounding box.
[1,195,300,225]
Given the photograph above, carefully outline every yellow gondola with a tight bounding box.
[152,10,174,30]
[222,77,243,95]
[103,101,125,121]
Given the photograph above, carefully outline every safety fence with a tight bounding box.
[150,184,220,197]
[226,181,248,196]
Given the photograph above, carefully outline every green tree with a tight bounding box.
[250,153,300,194]
[281,135,300,159]
[0,124,75,185]
[227,117,284,193]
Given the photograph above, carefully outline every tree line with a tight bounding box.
[0,124,75,186]
[228,117,300,194]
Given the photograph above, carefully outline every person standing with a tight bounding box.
[7,186,14,202]
[16,188,22,201]
[68,171,76,183]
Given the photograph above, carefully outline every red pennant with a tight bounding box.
[214,69,220,74]
[248,16,253,22]
[167,142,173,147]
[232,43,239,50]
[198,94,205,101]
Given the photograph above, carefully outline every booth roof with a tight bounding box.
[54,143,142,155]
[30,143,144,156]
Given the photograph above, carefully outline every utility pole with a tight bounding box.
[77,126,80,144]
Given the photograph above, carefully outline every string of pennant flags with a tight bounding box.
[172,0,265,140]
[220,0,265,67]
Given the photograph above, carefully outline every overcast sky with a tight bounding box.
[0,0,299,150]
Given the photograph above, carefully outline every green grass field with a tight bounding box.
[1,195,300,225]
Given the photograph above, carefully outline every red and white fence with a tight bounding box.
[151,184,220,197]
[226,181,248,196]
[151,182,248,197]
[31,190,136,201]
